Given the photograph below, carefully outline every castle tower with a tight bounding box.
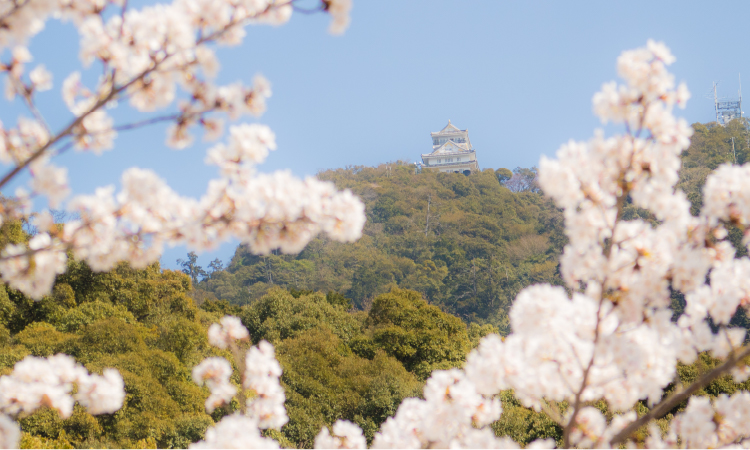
[420,120,480,174]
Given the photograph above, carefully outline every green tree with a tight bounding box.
[177,252,207,284]
[495,168,513,184]
[364,288,471,380]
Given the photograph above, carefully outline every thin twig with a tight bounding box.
[229,340,248,414]
[114,113,182,132]
[540,400,565,427]
[292,4,323,14]
[562,293,605,448]
[15,80,53,135]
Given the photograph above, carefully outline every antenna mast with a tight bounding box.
[712,81,743,126]
[715,82,720,123]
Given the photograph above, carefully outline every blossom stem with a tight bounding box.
[562,291,605,448]
[229,341,248,415]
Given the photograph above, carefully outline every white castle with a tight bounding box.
[420,120,479,174]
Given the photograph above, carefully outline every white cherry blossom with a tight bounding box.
[314,420,366,449]
[207,315,250,349]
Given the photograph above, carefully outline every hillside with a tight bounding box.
[196,166,566,331]
[196,119,750,330]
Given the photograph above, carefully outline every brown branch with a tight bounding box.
[562,294,605,448]
[0,0,24,25]
[540,400,565,427]
[229,341,248,414]
[113,113,182,132]
[609,344,750,446]
[0,68,154,190]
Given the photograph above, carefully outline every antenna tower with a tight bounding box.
[713,76,743,126]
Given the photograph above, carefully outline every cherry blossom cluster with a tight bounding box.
[0,0,362,301]
[0,354,125,448]
[296,41,750,449]
[208,315,250,349]
[0,123,365,299]
[189,414,280,449]
[314,420,367,449]
[191,316,288,448]
[324,0,352,35]
[647,393,750,448]
[243,340,288,429]
[370,369,508,449]
[474,40,750,448]
[0,414,19,450]
[192,357,237,412]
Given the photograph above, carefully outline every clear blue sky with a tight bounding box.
[1,0,748,270]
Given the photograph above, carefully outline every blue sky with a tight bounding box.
[2,0,749,270]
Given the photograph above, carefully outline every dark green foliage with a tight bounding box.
[492,391,563,446]
[495,168,513,184]
[277,327,420,447]
[365,288,471,379]
[0,258,218,449]
[240,287,475,445]
[326,291,353,309]
[240,288,363,345]
[199,298,241,316]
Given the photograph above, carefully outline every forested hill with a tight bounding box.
[195,119,750,330]
[197,165,566,331]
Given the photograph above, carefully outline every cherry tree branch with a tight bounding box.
[609,344,750,446]
[0,69,152,190]
[562,293,605,448]
[0,0,291,191]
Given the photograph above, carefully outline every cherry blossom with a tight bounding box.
[189,414,280,449]
[315,420,367,449]
[0,354,124,448]
[243,340,287,429]
[0,0,364,301]
[0,415,20,450]
[191,318,288,448]
[192,357,237,412]
[207,315,250,349]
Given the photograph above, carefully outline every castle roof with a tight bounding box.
[430,120,466,136]
[421,140,474,157]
